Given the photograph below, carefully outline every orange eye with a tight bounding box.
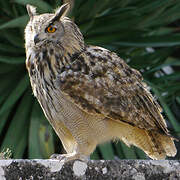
[46,26,56,33]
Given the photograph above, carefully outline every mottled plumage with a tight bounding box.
[25,4,177,162]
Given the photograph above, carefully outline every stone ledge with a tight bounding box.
[0,159,179,180]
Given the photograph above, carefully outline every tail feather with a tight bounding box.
[109,120,177,159]
[153,132,177,157]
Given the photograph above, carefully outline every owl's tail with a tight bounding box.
[109,120,177,159]
[145,131,177,159]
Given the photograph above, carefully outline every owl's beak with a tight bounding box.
[34,34,40,44]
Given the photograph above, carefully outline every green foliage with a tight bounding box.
[0,0,179,160]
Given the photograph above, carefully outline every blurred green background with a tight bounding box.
[0,0,179,160]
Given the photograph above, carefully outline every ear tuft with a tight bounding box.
[54,3,70,21]
[26,4,37,18]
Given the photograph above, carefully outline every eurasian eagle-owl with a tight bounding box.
[24,3,177,162]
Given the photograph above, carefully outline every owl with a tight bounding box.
[24,3,177,162]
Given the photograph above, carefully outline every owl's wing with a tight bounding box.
[58,45,168,134]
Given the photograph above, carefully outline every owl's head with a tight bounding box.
[25,3,84,51]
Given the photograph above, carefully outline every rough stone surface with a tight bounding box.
[0,159,179,180]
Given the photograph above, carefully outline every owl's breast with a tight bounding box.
[26,49,89,127]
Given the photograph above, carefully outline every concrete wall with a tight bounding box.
[0,159,179,179]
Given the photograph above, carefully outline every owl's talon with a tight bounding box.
[50,154,66,161]
[50,153,89,163]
